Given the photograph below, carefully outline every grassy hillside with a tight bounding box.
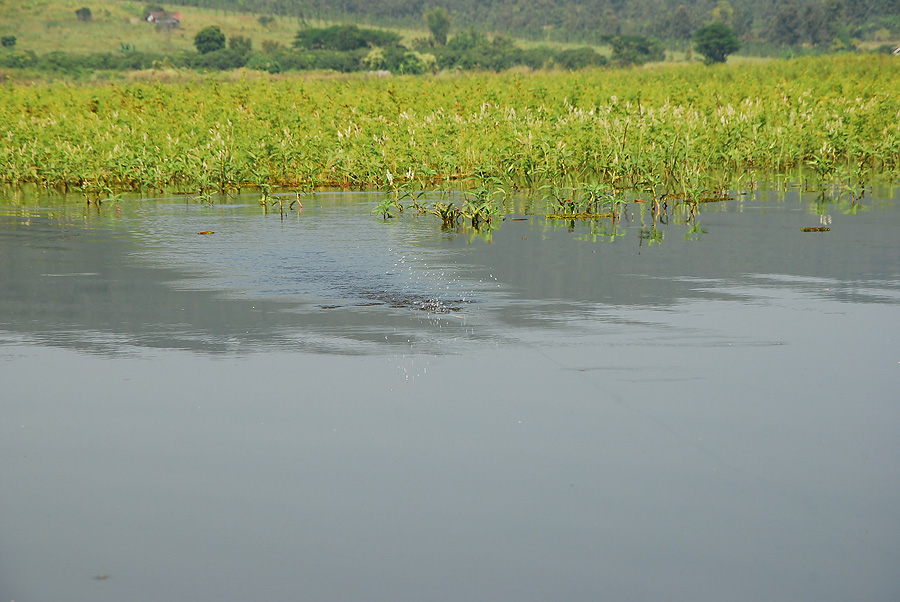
[4,0,897,63]
[0,0,426,56]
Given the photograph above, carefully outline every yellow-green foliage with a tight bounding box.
[1,55,898,195]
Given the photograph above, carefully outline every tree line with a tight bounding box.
[159,0,898,46]
[2,23,667,75]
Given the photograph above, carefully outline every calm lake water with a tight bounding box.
[2,185,899,602]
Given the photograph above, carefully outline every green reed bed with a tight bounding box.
[1,54,898,208]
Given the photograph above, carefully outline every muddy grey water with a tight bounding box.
[2,187,899,602]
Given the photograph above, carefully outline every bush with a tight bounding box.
[436,32,600,72]
[1,35,16,48]
[293,25,401,52]
[194,26,226,54]
[246,53,281,73]
[75,7,92,22]
[610,35,665,65]
[396,51,435,74]
[307,49,364,72]
[191,48,247,70]
[270,50,313,72]
[363,46,391,70]
[38,51,84,73]
[446,29,486,51]
[554,47,606,70]
[0,49,36,68]
[519,46,554,69]
[261,40,282,54]
[229,35,252,55]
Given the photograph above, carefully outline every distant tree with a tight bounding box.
[610,35,665,65]
[693,23,740,64]
[261,39,283,54]
[425,7,451,46]
[769,4,802,46]
[195,26,226,54]
[561,4,585,42]
[732,6,753,37]
[708,0,734,28]
[670,5,693,40]
[802,3,828,46]
[75,7,93,22]
[229,35,252,54]
[1,35,16,48]
[600,8,620,37]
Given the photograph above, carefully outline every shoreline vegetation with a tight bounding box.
[1,55,898,220]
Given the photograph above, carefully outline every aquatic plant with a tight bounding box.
[430,201,463,227]
[373,193,402,219]
[461,176,506,228]
[0,54,897,221]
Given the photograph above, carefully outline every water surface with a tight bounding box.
[2,187,899,601]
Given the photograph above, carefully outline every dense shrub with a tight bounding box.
[434,32,605,72]
[194,26,226,54]
[37,51,86,74]
[293,25,401,51]
[554,47,607,70]
[271,50,314,71]
[518,47,554,70]
[446,28,486,51]
[246,53,281,73]
[0,49,37,68]
[307,49,364,71]
[191,48,247,70]
[229,35,253,55]
[609,35,665,65]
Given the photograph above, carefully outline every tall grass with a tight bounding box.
[1,55,897,202]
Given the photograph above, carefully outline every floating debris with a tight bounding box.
[546,212,614,220]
